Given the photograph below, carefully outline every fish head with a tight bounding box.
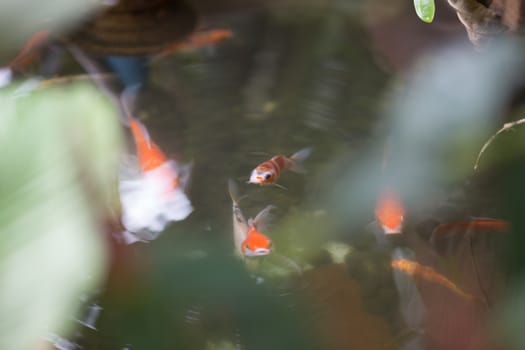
[241,228,272,257]
[248,167,275,185]
[210,29,233,42]
[375,188,404,234]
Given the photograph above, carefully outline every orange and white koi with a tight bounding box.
[228,179,273,257]
[375,188,405,234]
[248,148,311,186]
[118,116,193,243]
[391,259,480,302]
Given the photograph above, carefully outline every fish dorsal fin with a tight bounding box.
[251,205,276,232]
[228,179,239,203]
[290,147,312,162]
[228,179,248,230]
[228,179,248,205]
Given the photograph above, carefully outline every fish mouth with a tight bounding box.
[244,248,271,257]
[381,225,402,234]
[248,177,264,185]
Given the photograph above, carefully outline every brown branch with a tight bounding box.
[474,117,525,170]
[447,0,507,47]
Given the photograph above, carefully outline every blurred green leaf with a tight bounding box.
[413,0,435,23]
[0,0,103,61]
[0,82,122,350]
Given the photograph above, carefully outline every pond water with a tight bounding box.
[6,1,525,350]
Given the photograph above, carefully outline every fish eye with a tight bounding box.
[264,173,272,180]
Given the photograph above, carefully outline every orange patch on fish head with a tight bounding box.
[375,189,404,234]
[242,227,272,257]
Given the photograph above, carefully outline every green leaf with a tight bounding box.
[414,0,435,23]
[0,82,123,350]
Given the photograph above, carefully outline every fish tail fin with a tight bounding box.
[228,179,245,205]
[288,147,312,173]
[120,83,143,126]
[122,85,151,147]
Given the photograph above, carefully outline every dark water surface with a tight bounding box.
[53,3,521,350]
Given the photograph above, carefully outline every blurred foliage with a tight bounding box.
[87,244,321,350]
[0,81,122,350]
[0,0,103,63]
[323,39,525,234]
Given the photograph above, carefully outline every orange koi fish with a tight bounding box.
[177,29,233,50]
[119,117,193,242]
[248,148,311,187]
[391,259,480,302]
[5,30,50,70]
[153,29,233,60]
[228,179,273,258]
[375,188,405,234]
[431,219,510,239]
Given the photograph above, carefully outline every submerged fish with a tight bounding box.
[118,117,193,243]
[248,148,311,187]
[152,29,233,61]
[391,259,480,302]
[228,179,273,258]
[375,188,405,234]
[431,218,510,239]
[4,30,50,71]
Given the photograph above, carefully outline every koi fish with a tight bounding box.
[176,29,233,51]
[152,29,233,61]
[391,259,480,302]
[228,179,273,258]
[248,148,311,187]
[375,188,404,234]
[4,30,50,71]
[431,218,510,240]
[118,117,193,243]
